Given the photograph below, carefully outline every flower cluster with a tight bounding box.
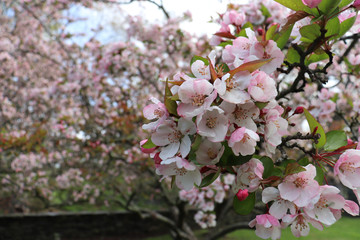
[141,26,287,191]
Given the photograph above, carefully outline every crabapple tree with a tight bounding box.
[142,0,360,239]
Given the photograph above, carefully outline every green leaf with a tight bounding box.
[218,40,233,47]
[339,0,354,8]
[318,0,341,15]
[190,56,209,66]
[218,63,230,73]
[266,24,278,41]
[274,0,312,13]
[325,17,340,39]
[260,156,274,179]
[274,24,294,49]
[164,79,179,117]
[339,15,357,37]
[298,157,310,166]
[324,130,348,151]
[233,192,255,215]
[260,3,272,18]
[198,169,221,188]
[271,167,283,177]
[305,51,330,65]
[217,143,252,166]
[284,162,306,176]
[142,138,156,149]
[303,108,327,149]
[315,165,325,184]
[300,24,321,41]
[287,47,301,64]
[255,101,269,109]
[191,135,202,152]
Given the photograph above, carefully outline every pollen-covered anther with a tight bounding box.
[154,108,164,118]
[207,148,217,159]
[206,117,217,129]
[340,162,355,173]
[175,167,187,176]
[192,94,205,106]
[225,76,236,91]
[168,130,182,143]
[294,177,307,188]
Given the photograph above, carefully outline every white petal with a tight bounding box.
[159,142,180,160]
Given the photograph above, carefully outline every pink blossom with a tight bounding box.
[156,156,201,191]
[177,78,217,118]
[220,101,259,132]
[302,0,322,8]
[233,158,263,192]
[334,149,360,191]
[262,187,296,219]
[196,106,229,142]
[248,71,277,102]
[249,214,281,240]
[228,127,259,156]
[278,164,320,207]
[151,118,196,160]
[282,213,323,237]
[196,139,225,165]
[304,185,346,225]
[214,72,251,104]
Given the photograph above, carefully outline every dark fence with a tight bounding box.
[0,211,171,240]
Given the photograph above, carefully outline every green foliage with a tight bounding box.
[198,169,221,188]
[217,143,252,167]
[339,14,357,37]
[164,79,179,117]
[323,130,348,151]
[190,56,209,66]
[318,0,341,15]
[259,156,274,179]
[284,162,306,176]
[286,46,301,64]
[315,165,325,184]
[339,0,354,8]
[325,17,340,39]
[266,24,278,41]
[305,51,330,65]
[303,108,327,149]
[274,24,294,49]
[233,192,255,215]
[142,138,156,149]
[260,3,271,19]
[300,24,321,42]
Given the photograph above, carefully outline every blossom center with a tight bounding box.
[175,167,187,176]
[226,77,236,91]
[154,108,164,118]
[192,94,205,106]
[168,130,182,143]
[241,134,250,144]
[340,162,355,173]
[293,177,307,188]
[207,148,217,159]
[206,117,217,129]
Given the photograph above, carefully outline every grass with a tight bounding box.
[146,217,360,240]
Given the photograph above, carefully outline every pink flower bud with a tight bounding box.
[236,189,249,201]
[354,0,360,8]
[294,106,304,114]
[154,153,162,165]
[140,139,156,154]
[302,0,322,8]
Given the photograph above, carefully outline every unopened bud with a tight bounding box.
[294,106,304,114]
[200,166,211,174]
[353,0,360,9]
[257,28,264,36]
[290,123,296,127]
[236,189,249,201]
[154,153,162,165]
[302,0,322,8]
[140,139,157,154]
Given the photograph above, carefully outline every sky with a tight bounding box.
[66,0,248,45]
